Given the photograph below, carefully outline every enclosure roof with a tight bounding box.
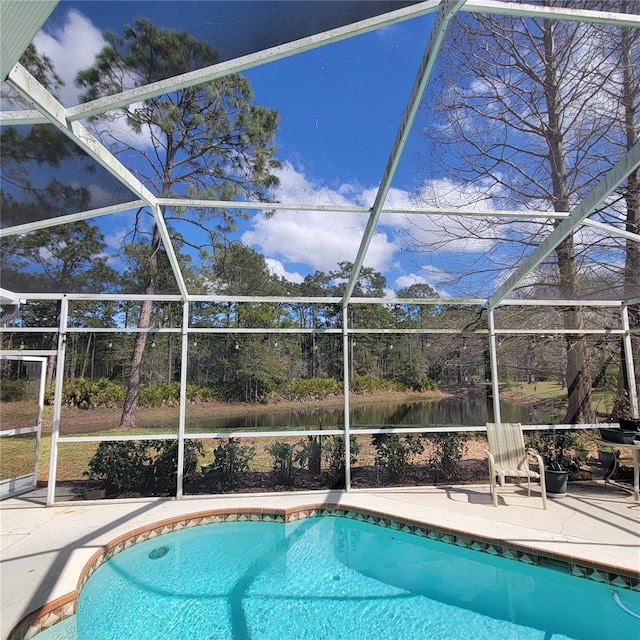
[1,1,639,309]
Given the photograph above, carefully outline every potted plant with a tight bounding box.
[602,394,640,443]
[527,429,581,498]
[598,446,619,481]
[611,391,640,432]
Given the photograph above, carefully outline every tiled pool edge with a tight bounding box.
[9,503,640,640]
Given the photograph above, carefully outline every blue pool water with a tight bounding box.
[35,517,639,640]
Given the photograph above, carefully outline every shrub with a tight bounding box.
[85,438,204,496]
[50,379,220,409]
[526,429,581,473]
[296,435,322,474]
[185,383,219,403]
[425,432,467,481]
[86,441,151,496]
[205,438,256,492]
[391,363,436,391]
[351,375,402,394]
[371,434,424,482]
[286,377,342,400]
[57,378,125,408]
[267,441,296,487]
[151,439,204,494]
[323,435,360,489]
[138,382,182,407]
[0,378,27,402]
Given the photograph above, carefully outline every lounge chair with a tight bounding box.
[485,422,547,509]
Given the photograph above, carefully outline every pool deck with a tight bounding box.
[1,481,639,639]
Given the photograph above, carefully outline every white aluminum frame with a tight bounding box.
[0,0,638,503]
[0,354,47,499]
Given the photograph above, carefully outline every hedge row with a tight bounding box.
[39,374,435,410]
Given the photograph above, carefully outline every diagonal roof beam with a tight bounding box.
[0,109,48,125]
[157,196,568,219]
[65,0,442,122]
[7,64,157,203]
[582,219,640,244]
[463,0,640,27]
[6,63,189,300]
[341,0,467,308]
[488,139,640,309]
[0,200,145,238]
[6,2,635,126]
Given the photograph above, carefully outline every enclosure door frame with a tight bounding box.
[0,355,47,499]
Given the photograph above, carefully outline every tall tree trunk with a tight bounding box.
[80,332,92,378]
[45,299,63,386]
[620,5,640,407]
[119,225,161,429]
[542,18,594,423]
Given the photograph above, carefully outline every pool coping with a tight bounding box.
[9,502,640,640]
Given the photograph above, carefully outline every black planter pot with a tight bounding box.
[598,450,618,481]
[618,418,640,432]
[545,468,568,498]
[599,427,636,444]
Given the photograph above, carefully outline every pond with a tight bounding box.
[185,395,559,433]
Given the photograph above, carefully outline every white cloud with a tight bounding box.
[395,273,430,289]
[34,9,105,106]
[395,267,452,299]
[358,184,416,209]
[242,162,400,274]
[265,258,303,284]
[242,163,515,290]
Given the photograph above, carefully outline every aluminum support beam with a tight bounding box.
[463,0,640,27]
[0,287,21,304]
[342,0,467,308]
[46,296,68,506]
[489,140,640,309]
[176,301,190,499]
[8,64,158,206]
[8,63,190,300]
[582,219,640,244]
[1,290,626,308]
[159,197,368,215]
[64,1,441,121]
[159,197,567,219]
[487,309,501,424]
[343,308,352,491]
[621,305,639,420]
[0,109,48,125]
[34,357,47,491]
[0,200,145,239]
[151,204,189,298]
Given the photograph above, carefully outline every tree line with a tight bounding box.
[1,6,638,427]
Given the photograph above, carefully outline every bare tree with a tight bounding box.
[612,1,640,403]
[410,2,637,422]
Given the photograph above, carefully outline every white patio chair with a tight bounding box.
[485,422,547,509]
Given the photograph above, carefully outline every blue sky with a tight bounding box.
[27,1,498,297]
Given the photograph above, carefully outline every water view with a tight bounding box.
[185,397,559,433]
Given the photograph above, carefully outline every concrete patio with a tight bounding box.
[1,481,639,639]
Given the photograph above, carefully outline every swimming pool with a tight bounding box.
[33,516,639,640]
